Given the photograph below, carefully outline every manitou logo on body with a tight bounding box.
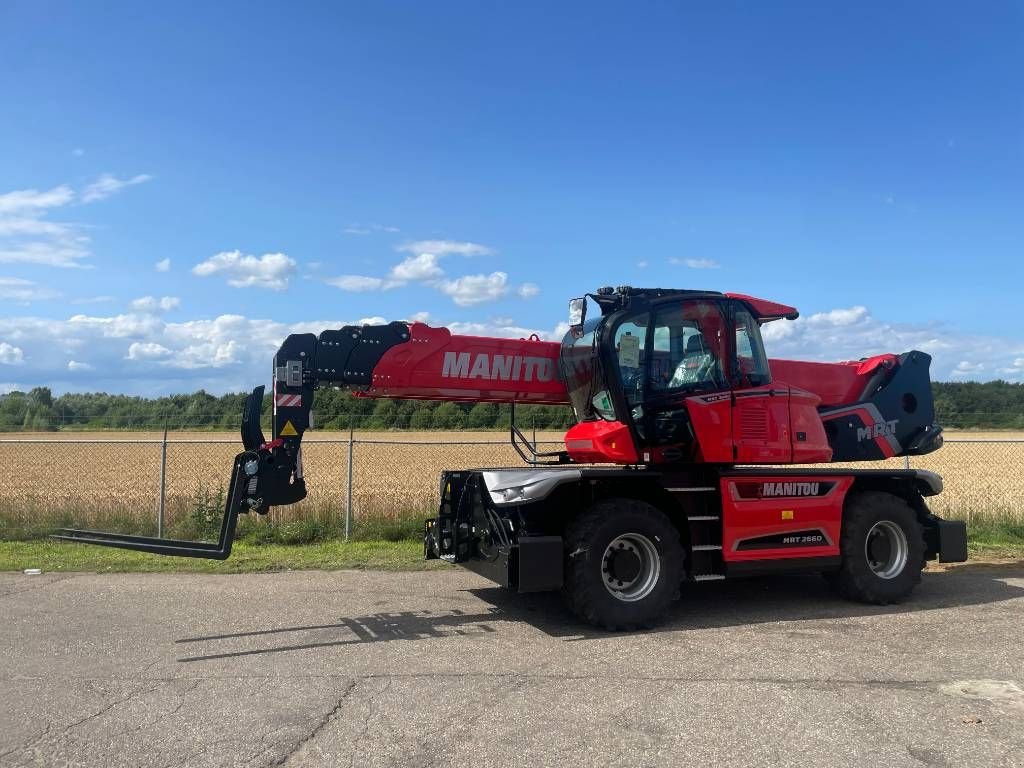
[762,482,820,497]
[441,352,556,383]
[857,419,899,442]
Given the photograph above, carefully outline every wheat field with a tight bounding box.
[0,430,1021,532]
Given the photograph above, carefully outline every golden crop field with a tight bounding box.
[0,430,1021,532]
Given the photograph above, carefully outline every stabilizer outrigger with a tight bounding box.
[52,385,308,559]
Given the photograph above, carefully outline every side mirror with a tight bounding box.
[568,297,587,333]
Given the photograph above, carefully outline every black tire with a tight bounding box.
[834,491,926,604]
[562,498,684,631]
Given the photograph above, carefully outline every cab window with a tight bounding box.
[649,301,727,393]
[613,316,647,407]
[733,308,771,387]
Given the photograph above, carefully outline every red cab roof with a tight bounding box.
[725,293,799,321]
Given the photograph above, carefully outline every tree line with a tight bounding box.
[1,381,1022,432]
[0,387,575,431]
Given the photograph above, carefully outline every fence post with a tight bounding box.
[345,423,354,540]
[157,427,168,538]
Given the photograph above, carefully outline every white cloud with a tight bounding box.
[758,304,1024,383]
[72,295,114,305]
[67,360,93,371]
[951,361,985,376]
[446,318,566,342]
[130,296,180,313]
[72,148,85,157]
[155,258,171,272]
[325,275,401,292]
[805,306,869,327]
[438,272,508,306]
[80,173,153,203]
[0,342,25,365]
[517,282,540,299]
[0,302,1020,395]
[0,277,59,303]
[67,312,164,338]
[0,185,75,214]
[192,250,297,290]
[670,257,720,269]
[0,175,149,269]
[636,260,648,269]
[344,223,400,235]
[397,240,493,257]
[126,342,173,361]
[389,253,444,282]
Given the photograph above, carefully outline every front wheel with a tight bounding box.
[833,491,926,604]
[562,498,683,630]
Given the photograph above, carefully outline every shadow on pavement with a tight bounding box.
[175,565,1023,662]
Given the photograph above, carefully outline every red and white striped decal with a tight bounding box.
[275,393,302,407]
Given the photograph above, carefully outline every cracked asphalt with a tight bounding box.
[1,564,1023,767]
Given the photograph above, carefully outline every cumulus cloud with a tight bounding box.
[759,304,1024,382]
[126,342,173,360]
[192,250,297,290]
[669,257,720,269]
[325,275,401,292]
[1,342,25,365]
[397,240,493,257]
[80,173,152,203]
[951,361,985,376]
[517,282,540,299]
[0,301,1020,394]
[0,277,60,303]
[129,296,180,313]
[438,272,509,306]
[446,318,566,341]
[67,360,93,371]
[389,253,444,282]
[155,258,170,272]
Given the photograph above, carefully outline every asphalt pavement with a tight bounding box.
[1,563,1023,767]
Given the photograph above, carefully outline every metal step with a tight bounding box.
[692,544,723,552]
[693,574,726,582]
[687,515,720,522]
[666,486,717,493]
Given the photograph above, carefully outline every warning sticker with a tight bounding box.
[276,393,302,407]
[279,420,299,437]
[618,333,640,368]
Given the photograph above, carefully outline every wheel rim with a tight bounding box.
[601,533,661,602]
[864,520,909,579]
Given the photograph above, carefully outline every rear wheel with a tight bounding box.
[834,491,925,604]
[562,498,683,630]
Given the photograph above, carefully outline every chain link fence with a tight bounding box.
[0,433,1021,540]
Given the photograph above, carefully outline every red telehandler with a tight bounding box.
[58,287,966,629]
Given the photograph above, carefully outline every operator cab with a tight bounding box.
[560,286,830,466]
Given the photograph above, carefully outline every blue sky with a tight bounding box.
[1,1,1022,394]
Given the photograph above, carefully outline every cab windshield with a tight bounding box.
[560,317,610,421]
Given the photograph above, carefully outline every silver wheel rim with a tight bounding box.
[601,533,661,602]
[865,520,909,579]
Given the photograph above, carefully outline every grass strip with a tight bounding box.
[0,539,446,574]
[2,520,1021,574]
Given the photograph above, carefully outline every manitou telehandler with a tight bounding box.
[58,287,967,629]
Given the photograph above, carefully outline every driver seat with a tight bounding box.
[668,333,714,387]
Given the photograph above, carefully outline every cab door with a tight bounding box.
[730,306,793,463]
